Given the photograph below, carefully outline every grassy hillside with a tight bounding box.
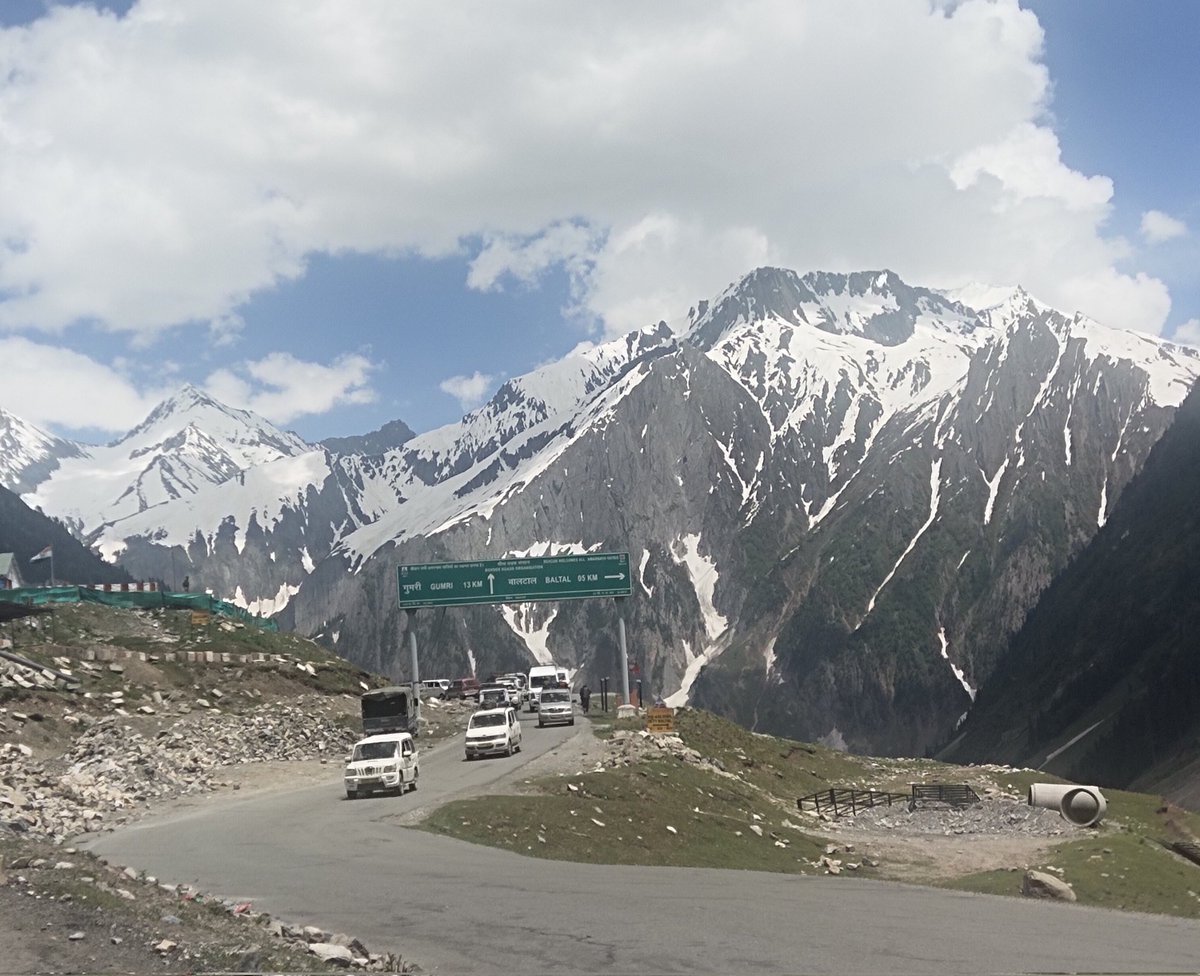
[422,708,1200,919]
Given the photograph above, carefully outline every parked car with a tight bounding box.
[464,706,523,759]
[537,687,575,727]
[420,678,450,696]
[444,676,481,700]
[344,732,419,799]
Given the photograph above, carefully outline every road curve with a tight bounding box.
[85,715,1200,975]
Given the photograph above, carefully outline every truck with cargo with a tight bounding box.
[360,686,420,736]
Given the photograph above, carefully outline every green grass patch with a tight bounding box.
[421,708,1200,919]
[942,831,1200,919]
[671,707,952,800]
[421,758,836,874]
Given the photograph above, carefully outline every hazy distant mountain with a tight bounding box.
[2,268,1197,755]
[321,419,415,456]
[942,379,1200,805]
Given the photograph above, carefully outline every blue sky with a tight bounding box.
[0,1,1195,444]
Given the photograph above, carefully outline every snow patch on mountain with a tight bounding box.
[938,627,976,701]
[763,636,777,675]
[499,605,556,666]
[863,457,944,619]
[236,581,301,617]
[507,541,596,558]
[638,550,653,597]
[671,533,727,640]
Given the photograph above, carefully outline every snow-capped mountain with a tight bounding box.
[0,406,88,496]
[3,269,1197,755]
[21,385,311,538]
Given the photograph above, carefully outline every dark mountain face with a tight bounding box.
[2,267,1197,760]
[942,378,1200,801]
[0,486,131,586]
[321,419,416,456]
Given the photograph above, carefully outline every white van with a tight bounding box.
[526,664,569,711]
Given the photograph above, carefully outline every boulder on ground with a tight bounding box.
[1021,869,1076,902]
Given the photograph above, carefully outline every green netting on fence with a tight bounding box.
[0,586,278,631]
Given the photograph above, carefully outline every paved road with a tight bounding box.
[85,715,1200,974]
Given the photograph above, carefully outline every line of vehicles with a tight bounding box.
[343,664,577,799]
[421,663,570,713]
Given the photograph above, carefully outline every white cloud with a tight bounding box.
[468,222,601,293]
[1173,319,1200,347]
[0,336,172,430]
[1140,209,1188,245]
[0,337,377,432]
[439,371,496,412]
[203,352,377,425]
[0,0,1178,343]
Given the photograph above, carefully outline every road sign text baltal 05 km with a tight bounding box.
[397,553,633,609]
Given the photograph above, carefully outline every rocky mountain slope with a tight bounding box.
[943,379,1200,805]
[2,267,1197,755]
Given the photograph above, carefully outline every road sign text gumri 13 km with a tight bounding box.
[397,553,632,609]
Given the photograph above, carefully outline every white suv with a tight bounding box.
[344,732,419,799]
[464,707,523,759]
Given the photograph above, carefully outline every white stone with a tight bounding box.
[1022,870,1076,902]
[309,943,354,966]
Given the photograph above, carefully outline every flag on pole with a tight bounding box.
[30,545,53,562]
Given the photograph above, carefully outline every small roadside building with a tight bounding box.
[0,553,25,589]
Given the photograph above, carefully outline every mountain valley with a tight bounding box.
[3,267,1197,761]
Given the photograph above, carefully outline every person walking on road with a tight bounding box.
[580,684,591,714]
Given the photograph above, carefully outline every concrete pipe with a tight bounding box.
[1028,783,1107,827]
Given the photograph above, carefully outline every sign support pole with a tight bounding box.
[406,608,420,702]
[616,596,630,706]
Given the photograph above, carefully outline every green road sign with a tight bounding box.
[397,552,632,608]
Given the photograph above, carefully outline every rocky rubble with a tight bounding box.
[1,695,359,842]
[596,728,739,779]
[825,794,1073,837]
[3,849,418,972]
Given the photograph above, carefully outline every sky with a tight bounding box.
[0,0,1196,444]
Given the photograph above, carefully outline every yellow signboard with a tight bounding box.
[645,706,675,734]
[190,610,211,627]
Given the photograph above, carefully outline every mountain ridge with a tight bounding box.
[1,266,1197,755]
